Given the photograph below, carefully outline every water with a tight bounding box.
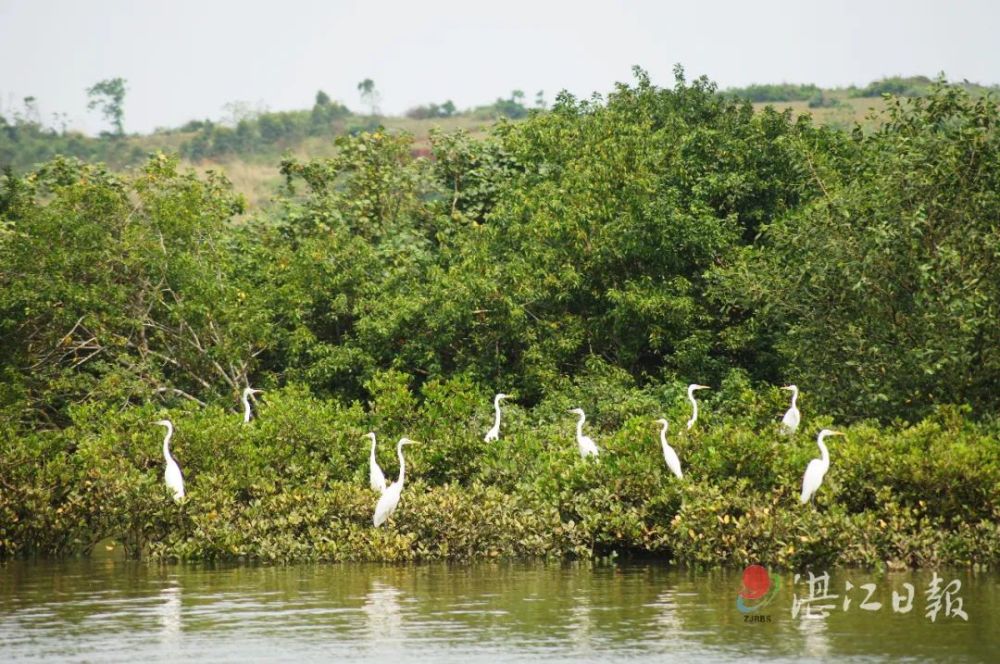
[1,558,995,662]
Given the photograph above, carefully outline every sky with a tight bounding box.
[1,0,998,135]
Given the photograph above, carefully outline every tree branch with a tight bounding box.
[154,386,207,407]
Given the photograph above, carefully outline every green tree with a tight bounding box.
[22,97,40,125]
[0,154,259,424]
[490,90,529,119]
[357,78,381,116]
[737,83,1000,419]
[310,91,349,134]
[86,77,127,137]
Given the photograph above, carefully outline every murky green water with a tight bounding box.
[0,559,995,662]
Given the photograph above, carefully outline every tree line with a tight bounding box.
[1,76,545,170]
[2,66,998,425]
[0,67,997,563]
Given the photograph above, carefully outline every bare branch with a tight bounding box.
[154,386,207,407]
[70,345,106,369]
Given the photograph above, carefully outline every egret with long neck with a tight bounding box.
[568,408,599,458]
[656,418,683,479]
[373,438,418,527]
[484,393,509,442]
[780,385,800,435]
[800,429,845,504]
[154,419,185,502]
[241,387,263,424]
[366,432,386,493]
[686,384,710,430]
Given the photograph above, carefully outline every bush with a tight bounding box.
[2,381,996,565]
[850,75,934,98]
[807,92,840,108]
[725,83,822,103]
[405,101,457,120]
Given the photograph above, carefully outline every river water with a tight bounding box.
[0,559,995,662]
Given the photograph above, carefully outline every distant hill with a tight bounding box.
[0,91,530,172]
[3,75,996,207]
[725,74,998,103]
[1,91,533,207]
[724,75,1000,132]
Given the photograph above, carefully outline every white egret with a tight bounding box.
[686,384,710,430]
[800,429,845,504]
[241,387,263,423]
[655,418,683,479]
[154,419,185,502]
[484,393,510,442]
[373,438,419,527]
[366,432,387,493]
[780,385,801,435]
[568,408,600,458]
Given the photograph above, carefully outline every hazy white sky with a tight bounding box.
[1,0,997,135]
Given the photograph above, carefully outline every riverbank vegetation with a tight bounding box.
[1,68,998,567]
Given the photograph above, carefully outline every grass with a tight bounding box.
[156,114,495,209]
[188,159,282,211]
[752,94,893,131]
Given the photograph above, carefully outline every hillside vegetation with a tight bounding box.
[4,74,997,206]
[1,68,998,566]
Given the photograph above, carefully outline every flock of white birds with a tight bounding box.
[153,383,843,528]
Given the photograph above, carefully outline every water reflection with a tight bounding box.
[157,583,182,642]
[648,587,682,633]
[795,614,831,659]
[0,561,994,662]
[567,593,594,655]
[362,580,403,644]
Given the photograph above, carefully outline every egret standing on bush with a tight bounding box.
[568,408,599,458]
[686,384,710,430]
[241,386,263,424]
[154,419,185,502]
[484,393,510,442]
[800,429,845,504]
[366,432,386,493]
[655,418,683,479]
[373,438,419,527]
[781,385,800,435]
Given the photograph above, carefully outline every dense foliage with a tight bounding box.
[1,68,997,566]
[0,116,146,172]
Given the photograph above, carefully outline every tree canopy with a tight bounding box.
[3,68,999,425]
